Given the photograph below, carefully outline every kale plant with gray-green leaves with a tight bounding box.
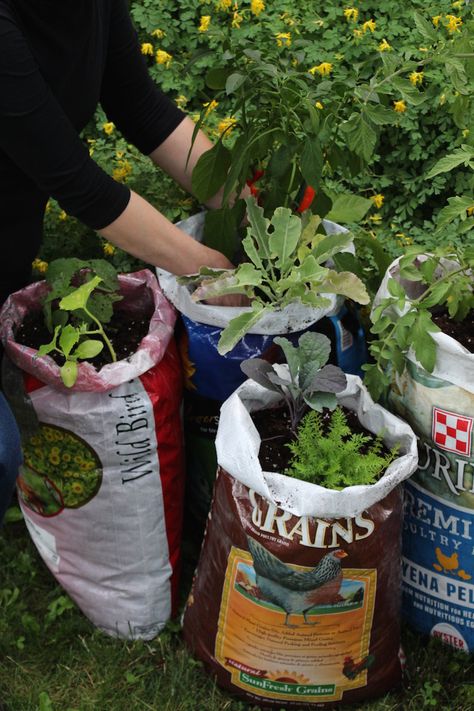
[179,197,369,355]
[240,331,347,433]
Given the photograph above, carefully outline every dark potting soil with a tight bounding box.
[251,405,383,474]
[15,306,152,371]
[431,308,473,352]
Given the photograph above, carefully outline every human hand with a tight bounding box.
[204,293,251,307]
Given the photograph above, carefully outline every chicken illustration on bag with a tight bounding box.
[246,536,348,627]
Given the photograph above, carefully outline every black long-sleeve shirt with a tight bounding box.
[0,0,185,301]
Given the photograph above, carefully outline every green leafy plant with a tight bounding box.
[179,197,369,354]
[241,331,347,433]
[285,407,399,489]
[38,258,122,388]
[364,245,474,400]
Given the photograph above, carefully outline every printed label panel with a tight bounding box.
[215,547,377,703]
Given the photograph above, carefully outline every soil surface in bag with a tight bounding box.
[251,406,391,476]
[430,308,473,352]
[15,305,152,370]
[183,469,404,708]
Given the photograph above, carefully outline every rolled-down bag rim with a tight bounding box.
[373,255,474,393]
[215,372,418,519]
[156,212,351,332]
[0,269,176,392]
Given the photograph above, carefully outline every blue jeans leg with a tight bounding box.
[0,391,22,524]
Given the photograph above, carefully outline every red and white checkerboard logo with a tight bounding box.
[432,407,473,457]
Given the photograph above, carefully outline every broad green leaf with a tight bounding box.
[426,149,474,179]
[192,273,246,301]
[387,278,406,298]
[321,271,370,305]
[225,72,246,94]
[89,259,120,292]
[38,325,60,356]
[59,276,102,312]
[300,136,323,189]
[391,77,426,106]
[303,391,337,412]
[340,114,377,162]
[413,12,439,43]
[235,262,263,286]
[436,196,474,230]
[267,144,292,179]
[205,67,231,90]
[245,198,272,261]
[191,142,231,203]
[74,339,104,360]
[59,324,80,358]
[203,203,244,261]
[60,360,78,388]
[412,312,440,373]
[298,332,331,376]
[445,58,469,95]
[308,364,347,394]
[217,303,268,355]
[362,104,398,126]
[294,255,328,283]
[326,193,372,223]
[273,336,300,382]
[240,359,282,393]
[311,232,352,263]
[268,208,301,270]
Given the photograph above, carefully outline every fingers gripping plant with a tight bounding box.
[38,258,122,387]
[240,331,347,434]
[179,197,370,354]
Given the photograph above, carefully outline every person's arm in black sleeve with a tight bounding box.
[100,0,250,210]
[0,14,130,230]
[0,12,245,290]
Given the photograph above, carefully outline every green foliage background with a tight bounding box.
[39,0,474,276]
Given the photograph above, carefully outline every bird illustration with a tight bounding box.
[457,569,472,581]
[342,654,375,680]
[433,547,459,574]
[246,536,348,627]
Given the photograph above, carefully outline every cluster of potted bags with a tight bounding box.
[0,217,472,708]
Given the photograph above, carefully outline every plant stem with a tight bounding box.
[83,307,117,362]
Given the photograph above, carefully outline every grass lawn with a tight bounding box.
[0,512,473,711]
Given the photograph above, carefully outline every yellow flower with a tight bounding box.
[198,15,211,32]
[452,0,464,8]
[315,101,324,110]
[409,71,424,87]
[462,128,470,138]
[280,12,295,27]
[156,50,172,67]
[371,194,384,209]
[231,10,243,28]
[49,453,60,465]
[343,8,358,22]
[353,28,363,39]
[59,210,67,221]
[71,482,84,494]
[446,15,462,34]
[362,19,376,33]
[369,214,382,223]
[393,99,407,113]
[309,62,333,77]
[32,258,48,274]
[203,99,219,116]
[439,93,446,105]
[113,160,132,182]
[276,32,291,47]
[103,122,115,135]
[218,117,237,135]
[215,0,231,9]
[467,206,474,216]
[378,38,392,52]
[151,28,165,39]
[432,15,442,27]
[251,0,265,16]
[175,95,188,109]
[62,453,72,462]
[103,242,116,256]
[141,43,154,56]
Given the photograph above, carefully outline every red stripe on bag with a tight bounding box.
[140,337,185,617]
[23,372,46,393]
